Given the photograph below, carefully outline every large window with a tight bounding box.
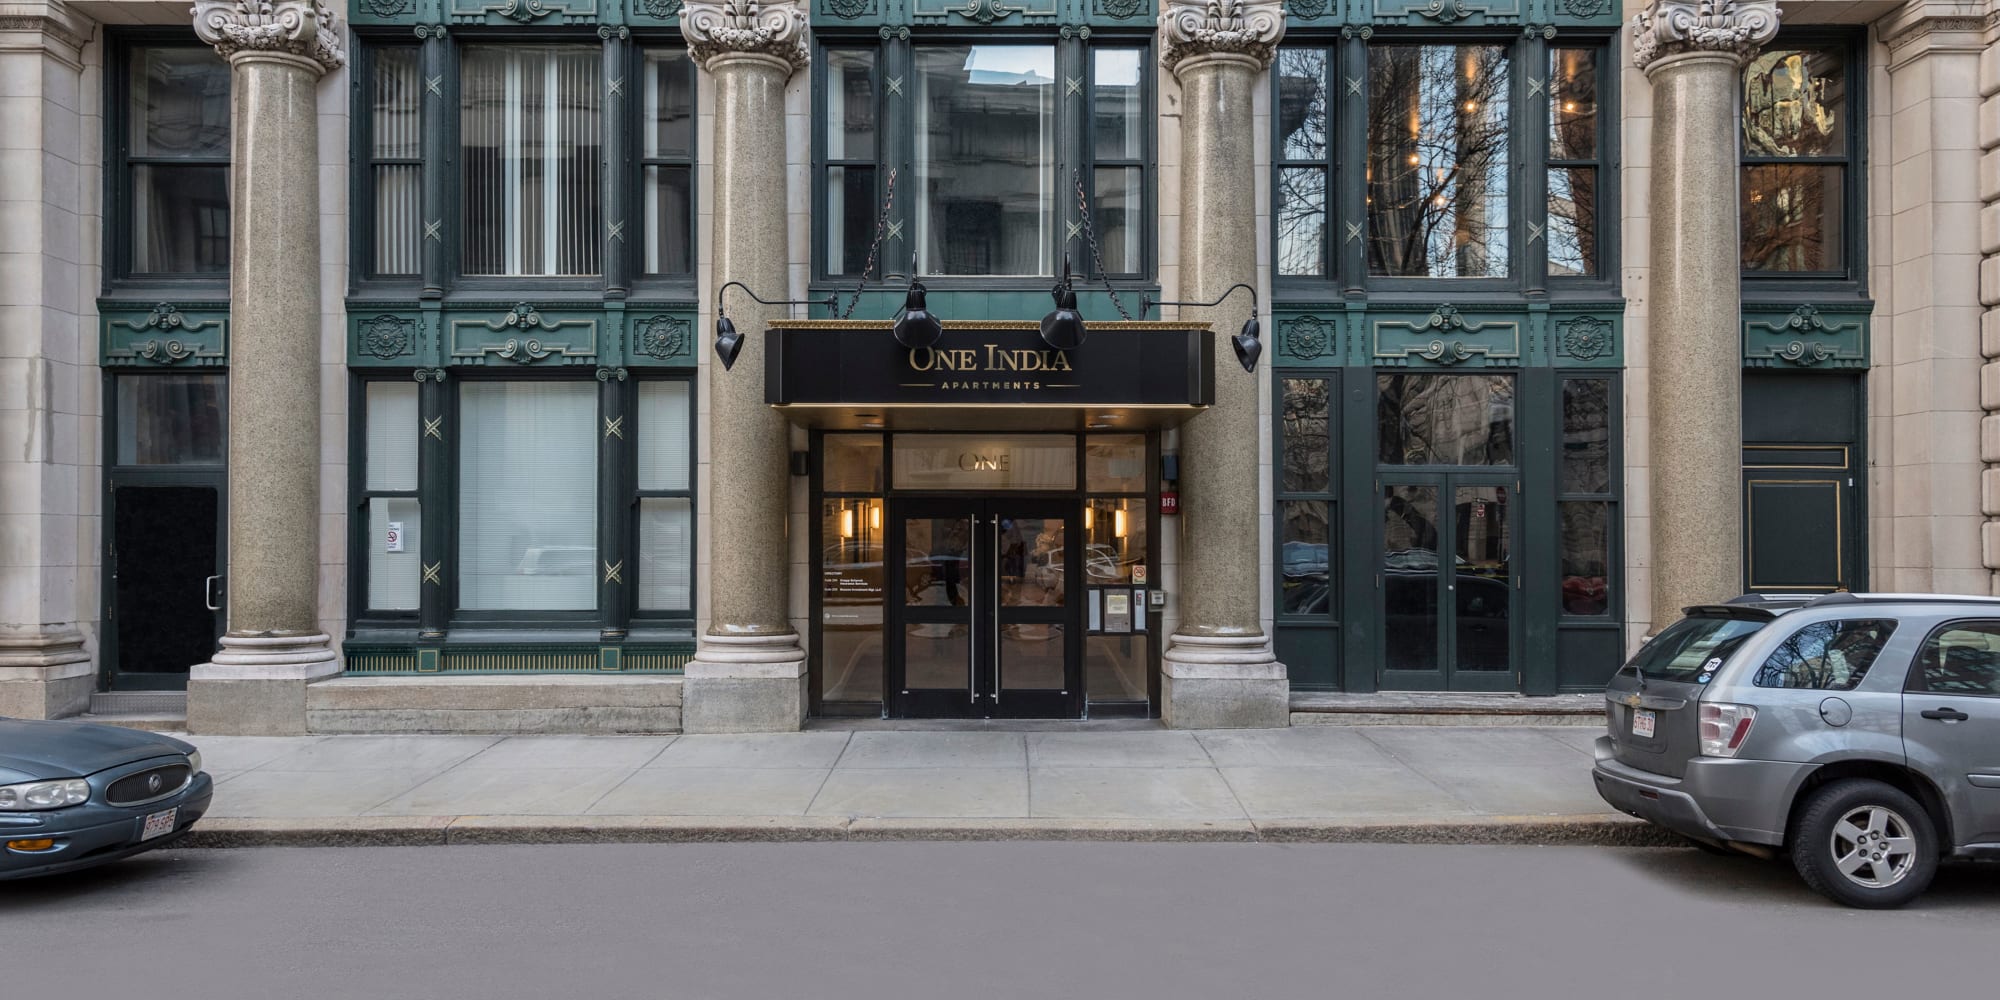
[1274,35,1613,288]
[1741,41,1855,275]
[1558,376,1617,617]
[817,37,1153,282]
[120,44,231,276]
[356,38,696,288]
[353,376,695,623]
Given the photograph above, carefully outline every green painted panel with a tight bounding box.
[1276,625,1340,690]
[447,0,612,26]
[349,0,429,26]
[446,302,604,366]
[1273,310,1343,366]
[1277,0,1617,28]
[1549,310,1622,368]
[1371,0,1528,27]
[1555,626,1622,691]
[1370,304,1522,368]
[810,0,1148,27]
[1742,303,1869,370]
[629,0,687,24]
[912,0,1062,26]
[101,302,230,368]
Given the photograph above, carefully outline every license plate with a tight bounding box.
[1632,709,1657,739]
[140,807,177,842]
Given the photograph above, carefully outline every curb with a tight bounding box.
[178,814,1681,849]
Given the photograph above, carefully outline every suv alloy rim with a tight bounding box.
[1830,805,1918,889]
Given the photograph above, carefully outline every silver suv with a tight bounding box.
[1593,593,2000,908]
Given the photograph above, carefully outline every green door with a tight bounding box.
[1742,445,1857,593]
[1379,475,1517,691]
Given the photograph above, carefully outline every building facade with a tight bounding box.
[0,0,1994,733]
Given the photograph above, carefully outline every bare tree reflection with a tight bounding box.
[1367,45,1512,278]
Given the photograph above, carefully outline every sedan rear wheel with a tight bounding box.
[1791,779,1937,909]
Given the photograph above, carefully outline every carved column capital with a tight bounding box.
[1160,0,1287,77]
[191,0,348,74]
[680,0,809,76]
[1630,0,1781,72]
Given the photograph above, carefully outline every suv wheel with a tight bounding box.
[1791,779,1937,909]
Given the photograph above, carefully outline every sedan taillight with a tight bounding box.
[1699,702,1757,758]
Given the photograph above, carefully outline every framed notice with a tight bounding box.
[1103,591,1132,633]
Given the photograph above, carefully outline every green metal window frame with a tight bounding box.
[1738,28,1868,294]
[102,30,233,293]
[1273,369,1342,690]
[808,28,1159,294]
[1270,29,1621,300]
[346,368,698,637]
[347,27,699,301]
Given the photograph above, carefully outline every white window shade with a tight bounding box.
[637,381,691,491]
[639,498,692,612]
[368,497,421,610]
[459,382,597,610]
[461,45,603,277]
[366,382,419,491]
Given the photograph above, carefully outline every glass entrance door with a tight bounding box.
[888,498,1082,718]
[1379,476,1516,691]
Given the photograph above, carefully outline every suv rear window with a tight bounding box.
[1753,618,1896,691]
[1625,614,1769,682]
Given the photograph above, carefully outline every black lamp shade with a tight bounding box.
[892,282,944,349]
[1040,287,1086,351]
[714,314,745,371]
[1231,316,1262,374]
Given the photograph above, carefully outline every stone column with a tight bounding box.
[0,3,94,719]
[1630,1,1777,622]
[678,0,810,732]
[186,1,347,734]
[1158,1,1289,729]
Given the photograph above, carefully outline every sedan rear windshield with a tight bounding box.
[1624,614,1771,682]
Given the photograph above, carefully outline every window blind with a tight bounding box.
[458,382,597,610]
[461,45,603,277]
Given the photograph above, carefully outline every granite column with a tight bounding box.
[1158,1,1290,728]
[678,1,810,731]
[1631,1,1778,622]
[186,1,347,734]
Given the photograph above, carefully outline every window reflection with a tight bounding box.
[1743,48,1845,157]
[1277,48,1329,277]
[1377,374,1515,466]
[915,45,1056,276]
[1743,164,1842,272]
[1367,45,1511,278]
[1281,378,1330,493]
[1741,47,1847,273]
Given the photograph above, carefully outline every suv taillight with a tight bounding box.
[1698,702,1757,757]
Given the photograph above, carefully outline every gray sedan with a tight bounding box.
[1594,593,2000,908]
[0,718,213,879]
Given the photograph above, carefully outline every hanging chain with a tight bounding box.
[1071,169,1133,321]
[839,167,899,320]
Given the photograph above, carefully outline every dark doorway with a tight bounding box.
[1378,475,1517,691]
[887,497,1083,718]
[1742,372,1864,593]
[107,485,223,688]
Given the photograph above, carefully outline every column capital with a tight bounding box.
[191,0,347,75]
[1629,0,1780,73]
[680,0,809,76]
[1160,0,1287,78]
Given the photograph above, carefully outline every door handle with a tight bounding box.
[990,516,1001,702]
[1920,707,1970,722]
[204,575,223,611]
[968,515,979,704]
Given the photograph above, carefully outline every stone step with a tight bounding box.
[1289,692,1606,727]
[306,674,683,735]
[76,713,188,733]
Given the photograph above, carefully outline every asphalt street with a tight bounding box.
[5,843,1997,999]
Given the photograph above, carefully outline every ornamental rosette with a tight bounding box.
[680,0,809,75]
[1161,0,1287,76]
[191,0,346,73]
[1630,0,1780,71]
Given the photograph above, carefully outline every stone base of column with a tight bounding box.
[188,633,342,735]
[1160,633,1290,730]
[0,626,95,720]
[681,633,808,733]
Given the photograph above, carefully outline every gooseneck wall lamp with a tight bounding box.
[891,256,944,349]
[1140,282,1263,374]
[713,281,839,371]
[1040,253,1087,351]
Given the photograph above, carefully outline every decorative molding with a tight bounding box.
[1414,0,1481,25]
[0,3,94,61]
[449,303,599,364]
[1742,304,1866,369]
[1160,0,1287,76]
[1555,314,1614,361]
[637,0,687,18]
[1278,314,1337,361]
[596,366,630,382]
[1372,304,1521,367]
[632,314,694,361]
[191,0,348,73]
[820,0,873,18]
[356,314,419,360]
[1094,0,1148,18]
[1284,0,1328,18]
[954,0,1023,23]
[1629,0,1779,71]
[103,303,229,368]
[681,0,810,74]
[1881,15,1991,55]
[413,367,448,382]
[1558,0,1610,18]
[361,0,415,15]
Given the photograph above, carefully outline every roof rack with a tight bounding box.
[1802,592,2000,607]
[1723,593,1820,606]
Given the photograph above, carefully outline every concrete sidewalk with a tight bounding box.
[168,725,1675,847]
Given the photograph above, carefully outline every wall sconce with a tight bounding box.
[1083,504,1094,531]
[1140,282,1263,374]
[892,255,944,349]
[839,506,856,539]
[714,281,839,371]
[1040,253,1086,351]
[1113,506,1128,539]
[869,501,882,532]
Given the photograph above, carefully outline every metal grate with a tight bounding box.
[88,692,188,715]
[342,644,691,676]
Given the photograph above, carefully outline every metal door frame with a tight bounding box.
[1376,471,1519,692]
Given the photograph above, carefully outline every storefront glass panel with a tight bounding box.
[892,434,1076,491]
[116,374,226,466]
[1377,373,1515,466]
[458,381,597,610]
